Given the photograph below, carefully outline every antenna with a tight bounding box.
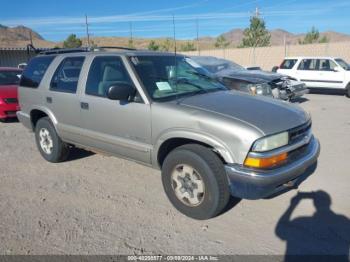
[85,14,90,48]
[172,14,177,54]
[196,18,200,56]
[172,14,178,102]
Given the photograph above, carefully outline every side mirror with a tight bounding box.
[107,83,134,101]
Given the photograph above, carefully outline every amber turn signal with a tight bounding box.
[244,152,288,168]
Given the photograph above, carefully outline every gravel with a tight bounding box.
[0,93,350,255]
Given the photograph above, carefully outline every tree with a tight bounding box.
[180,41,196,51]
[63,34,82,48]
[299,27,329,44]
[148,40,160,51]
[239,16,271,48]
[214,35,230,49]
[160,38,173,51]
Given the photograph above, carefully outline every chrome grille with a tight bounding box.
[289,122,312,144]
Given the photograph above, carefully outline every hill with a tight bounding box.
[1,24,350,50]
[0,24,55,48]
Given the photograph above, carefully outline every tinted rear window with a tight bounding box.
[280,59,297,69]
[20,56,55,88]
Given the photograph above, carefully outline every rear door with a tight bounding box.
[45,56,85,142]
[315,59,344,88]
[79,55,152,163]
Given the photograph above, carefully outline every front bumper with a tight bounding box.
[225,137,320,199]
[0,101,20,119]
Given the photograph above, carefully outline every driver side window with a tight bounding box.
[85,56,137,99]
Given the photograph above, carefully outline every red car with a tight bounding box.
[0,67,22,121]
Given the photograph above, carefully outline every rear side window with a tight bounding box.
[50,57,85,93]
[280,59,297,69]
[85,56,133,97]
[19,56,55,88]
[298,59,318,70]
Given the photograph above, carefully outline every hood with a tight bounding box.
[216,69,284,83]
[178,90,309,135]
[0,85,18,98]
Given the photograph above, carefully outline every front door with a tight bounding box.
[79,55,152,164]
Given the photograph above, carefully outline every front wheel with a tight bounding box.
[346,84,350,98]
[161,144,230,220]
[35,117,70,163]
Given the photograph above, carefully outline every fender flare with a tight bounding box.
[152,128,236,167]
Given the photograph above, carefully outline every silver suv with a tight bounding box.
[17,49,320,219]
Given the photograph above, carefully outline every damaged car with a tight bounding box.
[190,56,308,101]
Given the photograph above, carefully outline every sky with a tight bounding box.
[0,0,349,41]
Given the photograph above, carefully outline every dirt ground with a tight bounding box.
[0,93,350,256]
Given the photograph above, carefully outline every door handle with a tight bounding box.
[80,102,89,110]
[46,97,52,103]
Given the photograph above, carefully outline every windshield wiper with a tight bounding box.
[185,70,214,80]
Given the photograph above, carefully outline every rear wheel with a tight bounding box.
[35,117,70,163]
[346,84,350,98]
[161,144,230,220]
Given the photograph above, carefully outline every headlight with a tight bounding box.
[252,131,289,152]
[247,84,272,96]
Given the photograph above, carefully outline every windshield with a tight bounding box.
[190,56,244,74]
[0,70,21,86]
[129,55,227,101]
[335,58,350,70]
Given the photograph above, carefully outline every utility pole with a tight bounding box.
[85,14,90,48]
[255,7,260,18]
[196,18,200,55]
[284,34,287,57]
[29,31,33,46]
[130,22,133,41]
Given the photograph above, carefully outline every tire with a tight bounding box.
[161,144,230,220]
[346,84,350,98]
[35,117,70,163]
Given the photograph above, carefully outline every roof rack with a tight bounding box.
[96,46,137,51]
[39,47,90,55]
[26,44,138,56]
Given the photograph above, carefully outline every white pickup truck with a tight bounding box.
[277,57,350,97]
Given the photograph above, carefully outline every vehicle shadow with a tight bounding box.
[219,196,242,216]
[275,190,350,261]
[308,88,346,96]
[0,117,19,123]
[66,147,95,162]
[291,97,309,104]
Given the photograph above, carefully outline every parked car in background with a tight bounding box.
[0,67,22,121]
[191,56,308,101]
[17,49,320,219]
[277,57,350,97]
[245,66,262,71]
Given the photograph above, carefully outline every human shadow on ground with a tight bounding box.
[275,190,350,262]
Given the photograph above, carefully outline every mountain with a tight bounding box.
[0,25,44,41]
[1,24,350,49]
[219,28,350,46]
